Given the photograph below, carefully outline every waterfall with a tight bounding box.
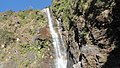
[43,8,67,68]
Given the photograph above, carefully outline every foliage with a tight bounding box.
[20,40,49,56]
[0,29,15,45]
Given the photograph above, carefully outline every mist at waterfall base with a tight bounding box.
[43,8,67,68]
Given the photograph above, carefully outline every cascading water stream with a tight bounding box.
[43,8,67,68]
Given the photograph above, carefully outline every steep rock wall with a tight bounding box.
[52,0,120,68]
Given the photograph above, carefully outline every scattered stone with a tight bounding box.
[50,56,53,59]
[73,62,82,68]
[16,38,20,42]
[1,44,5,48]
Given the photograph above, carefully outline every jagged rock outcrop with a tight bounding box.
[33,25,52,41]
[52,0,120,68]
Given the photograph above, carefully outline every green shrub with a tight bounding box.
[0,29,15,46]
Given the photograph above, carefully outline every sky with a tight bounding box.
[0,0,52,12]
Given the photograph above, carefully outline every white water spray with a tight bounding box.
[43,8,67,68]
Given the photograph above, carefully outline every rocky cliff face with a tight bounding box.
[52,0,120,68]
[0,0,120,68]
